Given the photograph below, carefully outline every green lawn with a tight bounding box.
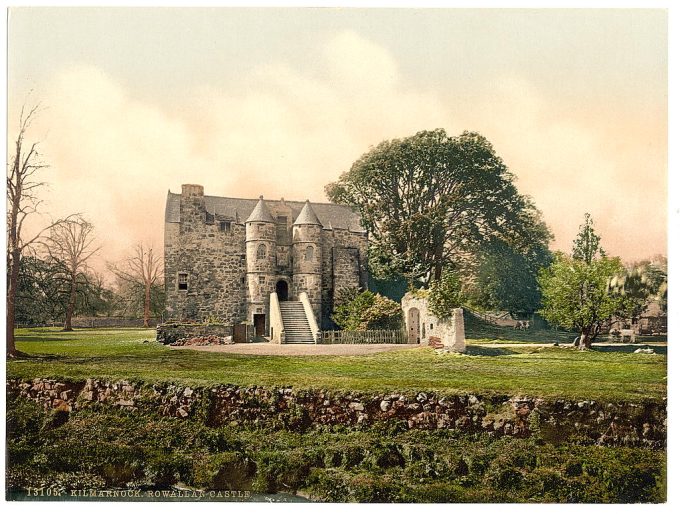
[7,327,667,401]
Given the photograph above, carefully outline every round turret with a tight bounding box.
[245,196,276,335]
[292,201,322,321]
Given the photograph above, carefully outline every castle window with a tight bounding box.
[178,273,188,291]
[305,245,314,261]
[219,221,232,233]
[259,276,265,285]
[257,244,266,260]
[205,212,214,224]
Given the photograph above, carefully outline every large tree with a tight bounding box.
[43,216,100,331]
[538,214,627,349]
[108,243,164,327]
[13,256,63,326]
[6,104,63,356]
[467,239,552,316]
[326,129,551,286]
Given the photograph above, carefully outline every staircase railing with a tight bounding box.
[269,292,285,344]
[299,292,320,344]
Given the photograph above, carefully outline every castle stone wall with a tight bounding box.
[165,186,368,331]
[164,189,248,323]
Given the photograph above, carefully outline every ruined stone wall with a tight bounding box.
[155,322,234,344]
[402,293,466,350]
[8,378,667,448]
[164,188,247,323]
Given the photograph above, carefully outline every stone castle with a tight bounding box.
[164,184,368,338]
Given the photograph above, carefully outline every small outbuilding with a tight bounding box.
[401,292,466,352]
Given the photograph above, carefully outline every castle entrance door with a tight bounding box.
[276,280,289,301]
[407,307,420,344]
[254,314,266,337]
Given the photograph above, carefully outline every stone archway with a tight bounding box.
[276,280,289,301]
[407,307,420,344]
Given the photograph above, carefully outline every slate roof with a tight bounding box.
[165,191,365,232]
[293,200,322,226]
[245,196,276,223]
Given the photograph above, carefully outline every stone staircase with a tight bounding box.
[279,301,315,343]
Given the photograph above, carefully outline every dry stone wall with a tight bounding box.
[8,378,666,449]
[155,323,234,345]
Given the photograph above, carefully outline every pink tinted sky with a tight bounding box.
[7,8,668,279]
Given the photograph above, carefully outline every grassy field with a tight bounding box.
[7,327,666,401]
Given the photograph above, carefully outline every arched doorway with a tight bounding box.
[408,307,420,344]
[276,280,289,301]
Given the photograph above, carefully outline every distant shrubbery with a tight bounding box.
[6,397,666,503]
[332,288,403,330]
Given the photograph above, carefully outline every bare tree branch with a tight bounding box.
[108,243,163,327]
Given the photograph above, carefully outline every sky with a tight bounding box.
[6,7,668,279]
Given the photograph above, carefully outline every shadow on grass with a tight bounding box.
[15,334,81,344]
[464,345,517,356]
[10,352,66,362]
[593,344,667,356]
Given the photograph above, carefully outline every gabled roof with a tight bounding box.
[293,200,322,226]
[165,191,365,232]
[245,196,276,223]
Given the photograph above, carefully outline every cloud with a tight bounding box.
[21,32,450,276]
[19,30,666,280]
[453,75,666,261]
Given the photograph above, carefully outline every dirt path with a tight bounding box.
[175,340,667,356]
[174,343,419,356]
[476,342,668,348]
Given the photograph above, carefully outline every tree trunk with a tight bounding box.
[578,328,592,350]
[63,275,77,331]
[143,282,151,328]
[432,240,445,284]
[6,249,21,357]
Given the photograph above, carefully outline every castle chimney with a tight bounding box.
[181,184,204,197]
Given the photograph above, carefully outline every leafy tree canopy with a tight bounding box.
[539,214,626,349]
[468,239,552,316]
[539,253,627,349]
[609,260,667,321]
[572,213,605,264]
[12,255,116,325]
[426,268,463,319]
[326,129,552,286]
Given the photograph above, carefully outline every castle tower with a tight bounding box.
[245,196,276,337]
[292,200,322,323]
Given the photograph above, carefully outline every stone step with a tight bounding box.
[279,300,315,344]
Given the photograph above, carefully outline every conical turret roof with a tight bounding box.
[245,196,275,223]
[293,200,322,226]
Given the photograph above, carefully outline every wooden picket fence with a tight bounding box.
[321,329,408,344]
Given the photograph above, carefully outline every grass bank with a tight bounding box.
[8,328,667,401]
[6,396,666,503]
